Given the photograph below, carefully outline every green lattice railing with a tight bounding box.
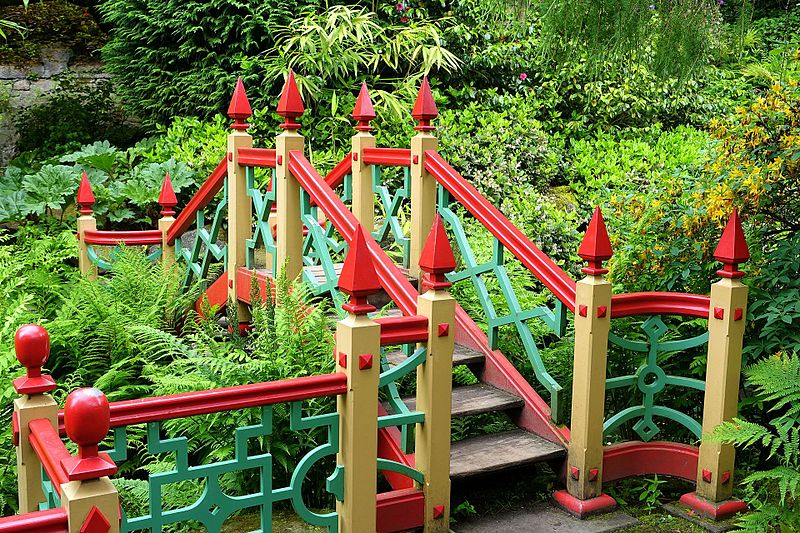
[246,167,277,275]
[86,245,162,270]
[176,181,228,291]
[372,166,411,270]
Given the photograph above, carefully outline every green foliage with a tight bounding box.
[710,353,800,532]
[13,75,141,158]
[99,0,319,126]
[0,0,105,64]
[638,475,667,512]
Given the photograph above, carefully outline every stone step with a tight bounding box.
[384,344,485,368]
[450,429,565,481]
[400,384,523,419]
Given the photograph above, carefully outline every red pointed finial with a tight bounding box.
[80,506,111,533]
[339,225,381,315]
[353,82,376,132]
[62,388,117,481]
[227,77,252,130]
[419,214,456,290]
[578,207,613,276]
[276,71,305,130]
[13,324,56,395]
[158,173,178,217]
[76,171,95,215]
[714,208,749,278]
[412,76,438,131]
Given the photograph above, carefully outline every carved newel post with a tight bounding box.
[76,172,97,279]
[680,209,750,520]
[415,215,456,531]
[61,387,120,533]
[335,225,381,533]
[13,324,58,513]
[554,207,616,518]
[158,173,178,270]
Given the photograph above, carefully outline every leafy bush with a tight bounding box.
[13,75,142,159]
[99,0,319,126]
[710,353,800,532]
[0,0,105,64]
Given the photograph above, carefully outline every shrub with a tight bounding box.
[99,0,319,126]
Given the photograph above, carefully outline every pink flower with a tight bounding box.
[396,3,403,11]
[400,15,409,22]
[519,73,528,81]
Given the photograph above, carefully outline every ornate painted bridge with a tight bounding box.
[2,74,751,533]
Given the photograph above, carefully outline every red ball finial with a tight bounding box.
[578,207,613,276]
[13,325,56,395]
[339,225,381,315]
[411,76,438,132]
[158,173,178,217]
[62,388,117,481]
[227,77,252,130]
[419,214,456,291]
[713,208,750,279]
[276,71,305,130]
[76,171,95,215]
[352,82,376,132]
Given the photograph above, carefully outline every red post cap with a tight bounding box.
[76,171,95,215]
[578,207,613,276]
[227,77,252,130]
[419,214,456,291]
[276,71,305,130]
[411,76,438,131]
[713,208,749,278]
[62,388,118,481]
[158,173,178,217]
[339,225,381,315]
[352,82,376,132]
[13,324,56,395]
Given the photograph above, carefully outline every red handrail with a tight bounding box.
[28,419,70,496]
[82,230,163,246]
[324,153,354,190]
[375,315,429,345]
[362,147,411,167]
[238,147,277,167]
[57,373,347,432]
[166,157,227,245]
[424,150,577,310]
[0,508,68,533]
[611,292,710,319]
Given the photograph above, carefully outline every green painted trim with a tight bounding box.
[376,459,424,485]
[379,347,426,387]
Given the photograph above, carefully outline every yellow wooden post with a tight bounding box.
[12,325,58,513]
[351,82,377,231]
[409,77,439,282]
[275,71,306,282]
[61,388,120,533]
[553,207,616,518]
[680,210,749,520]
[158,173,178,270]
[415,215,456,531]
[335,226,381,533]
[226,78,254,326]
[75,172,97,280]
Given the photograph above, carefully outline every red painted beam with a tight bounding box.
[237,147,276,168]
[82,230,163,246]
[362,147,411,167]
[166,157,227,245]
[375,315,429,346]
[376,488,425,533]
[602,441,699,483]
[28,419,70,496]
[377,404,415,490]
[0,508,68,533]
[424,151,577,311]
[324,153,353,190]
[610,292,710,319]
[196,272,229,315]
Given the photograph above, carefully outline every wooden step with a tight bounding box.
[449,429,565,481]
[400,384,523,419]
[384,344,485,368]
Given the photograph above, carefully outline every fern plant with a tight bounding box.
[710,352,800,532]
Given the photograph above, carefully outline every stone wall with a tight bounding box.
[0,47,109,166]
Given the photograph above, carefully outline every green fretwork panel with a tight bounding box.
[175,180,228,291]
[436,186,567,423]
[246,167,278,275]
[372,166,410,269]
[605,315,708,441]
[379,345,425,453]
[87,245,163,270]
[102,402,341,533]
[38,468,61,511]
